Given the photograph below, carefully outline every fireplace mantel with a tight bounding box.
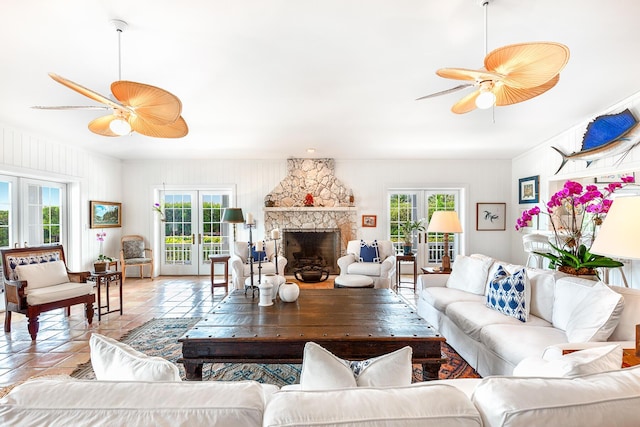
[264,206,356,212]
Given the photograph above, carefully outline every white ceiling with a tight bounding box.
[1,0,639,161]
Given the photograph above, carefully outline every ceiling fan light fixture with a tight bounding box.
[475,90,496,109]
[109,117,131,136]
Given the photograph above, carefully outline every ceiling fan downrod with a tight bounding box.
[110,19,128,81]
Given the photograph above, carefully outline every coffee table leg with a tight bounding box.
[422,362,440,381]
[184,361,203,381]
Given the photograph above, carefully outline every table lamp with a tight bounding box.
[222,208,245,242]
[427,211,462,272]
[590,196,640,357]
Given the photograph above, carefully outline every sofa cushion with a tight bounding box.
[527,268,559,323]
[26,282,93,305]
[447,255,493,295]
[5,251,61,281]
[471,365,640,427]
[0,378,277,427]
[479,323,567,369]
[123,240,145,259]
[15,260,69,290]
[359,240,380,263]
[609,285,640,342]
[347,262,382,276]
[513,344,622,377]
[299,342,412,390]
[554,280,624,342]
[552,276,599,330]
[264,383,483,426]
[486,265,530,322]
[90,333,181,382]
[421,287,484,313]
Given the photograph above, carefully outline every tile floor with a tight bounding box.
[0,275,418,388]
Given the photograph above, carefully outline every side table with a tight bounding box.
[87,270,123,321]
[210,255,230,294]
[421,267,450,274]
[396,254,417,292]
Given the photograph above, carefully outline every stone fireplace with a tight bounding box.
[264,158,357,273]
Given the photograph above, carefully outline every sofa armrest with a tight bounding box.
[379,255,396,277]
[416,273,449,291]
[337,253,357,273]
[541,341,636,361]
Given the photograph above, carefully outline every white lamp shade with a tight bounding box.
[591,196,640,260]
[427,211,463,233]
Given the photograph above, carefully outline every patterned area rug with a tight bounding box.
[71,318,479,384]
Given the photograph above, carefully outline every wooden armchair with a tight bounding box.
[120,235,154,283]
[1,245,95,340]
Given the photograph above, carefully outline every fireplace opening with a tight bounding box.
[283,229,341,275]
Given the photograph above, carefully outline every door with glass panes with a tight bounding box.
[159,190,232,275]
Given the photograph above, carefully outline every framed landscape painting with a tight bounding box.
[518,175,539,204]
[476,203,506,231]
[90,201,122,228]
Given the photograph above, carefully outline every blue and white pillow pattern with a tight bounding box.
[250,244,268,262]
[486,265,529,322]
[6,252,61,280]
[359,240,381,263]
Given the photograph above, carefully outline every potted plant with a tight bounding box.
[94,254,114,273]
[400,219,425,255]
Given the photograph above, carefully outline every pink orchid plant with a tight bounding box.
[516,175,635,274]
[95,231,112,262]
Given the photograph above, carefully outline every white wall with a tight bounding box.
[511,91,640,287]
[0,123,122,271]
[122,157,514,269]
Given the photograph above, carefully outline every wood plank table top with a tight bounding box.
[179,288,445,381]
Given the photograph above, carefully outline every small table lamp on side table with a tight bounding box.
[590,196,640,356]
[426,211,463,273]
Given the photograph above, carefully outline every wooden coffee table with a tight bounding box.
[179,288,445,381]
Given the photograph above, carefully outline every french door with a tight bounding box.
[159,189,233,275]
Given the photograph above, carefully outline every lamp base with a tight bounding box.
[441,254,452,273]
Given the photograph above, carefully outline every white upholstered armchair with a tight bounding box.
[229,241,287,290]
[337,240,396,289]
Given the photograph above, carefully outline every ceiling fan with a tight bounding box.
[33,19,188,138]
[417,0,570,114]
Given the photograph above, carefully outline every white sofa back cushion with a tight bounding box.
[526,268,559,323]
[447,255,492,295]
[90,333,181,382]
[0,378,278,427]
[15,260,68,290]
[264,383,482,426]
[513,344,622,377]
[553,278,623,342]
[471,365,640,427]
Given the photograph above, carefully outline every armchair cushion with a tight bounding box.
[26,282,94,305]
[15,260,69,290]
[123,240,145,259]
[5,252,61,281]
[359,240,380,263]
[250,245,268,262]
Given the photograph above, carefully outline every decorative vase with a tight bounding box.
[264,273,285,300]
[258,281,274,307]
[278,281,300,303]
[93,262,107,273]
[403,244,412,255]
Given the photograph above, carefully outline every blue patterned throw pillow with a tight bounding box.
[250,244,268,262]
[359,240,381,263]
[486,265,529,322]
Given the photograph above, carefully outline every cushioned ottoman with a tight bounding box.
[334,275,374,288]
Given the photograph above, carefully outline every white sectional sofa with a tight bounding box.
[3,368,640,426]
[416,253,639,377]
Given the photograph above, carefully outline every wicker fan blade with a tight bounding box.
[451,90,481,114]
[416,84,473,100]
[48,73,124,111]
[111,81,182,126]
[129,115,188,138]
[31,105,111,111]
[436,68,503,82]
[485,42,569,89]
[88,115,120,137]
[494,74,560,106]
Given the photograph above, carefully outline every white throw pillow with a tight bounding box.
[15,260,69,290]
[299,342,412,390]
[565,282,624,342]
[89,333,181,382]
[447,255,492,295]
[513,344,622,377]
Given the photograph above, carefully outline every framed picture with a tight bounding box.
[595,172,635,183]
[476,203,506,231]
[518,175,539,204]
[90,201,122,228]
[362,215,377,227]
